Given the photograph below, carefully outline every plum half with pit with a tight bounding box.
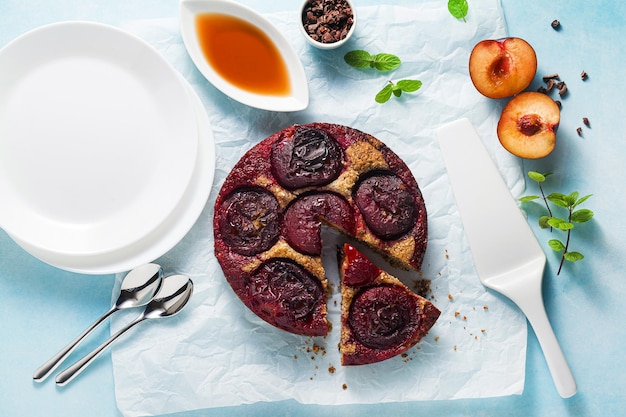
[271,126,343,190]
[497,91,560,159]
[283,192,355,255]
[216,187,281,256]
[353,173,417,240]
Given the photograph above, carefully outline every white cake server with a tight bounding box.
[437,118,576,398]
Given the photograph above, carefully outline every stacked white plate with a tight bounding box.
[0,22,215,274]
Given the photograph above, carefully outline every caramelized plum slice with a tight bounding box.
[283,192,354,255]
[353,173,416,240]
[248,259,323,325]
[348,285,421,350]
[271,126,343,190]
[217,188,280,256]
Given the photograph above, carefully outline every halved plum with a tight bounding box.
[216,187,281,256]
[353,173,417,240]
[247,259,326,335]
[283,192,355,255]
[349,285,421,350]
[271,126,343,190]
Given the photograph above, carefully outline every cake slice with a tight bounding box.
[339,243,440,365]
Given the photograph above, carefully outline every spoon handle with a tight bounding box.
[33,306,117,382]
[55,315,146,386]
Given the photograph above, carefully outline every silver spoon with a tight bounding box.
[33,263,163,382]
[55,274,194,386]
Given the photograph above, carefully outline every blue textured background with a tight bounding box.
[1,1,625,416]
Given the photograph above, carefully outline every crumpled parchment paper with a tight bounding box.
[111,2,528,415]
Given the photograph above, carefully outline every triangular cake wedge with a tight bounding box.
[339,243,440,365]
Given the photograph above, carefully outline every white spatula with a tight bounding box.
[437,118,576,398]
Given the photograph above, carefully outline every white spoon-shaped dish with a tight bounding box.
[179,0,309,112]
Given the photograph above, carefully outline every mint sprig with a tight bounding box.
[448,0,469,22]
[375,80,423,103]
[520,171,594,275]
[344,50,401,72]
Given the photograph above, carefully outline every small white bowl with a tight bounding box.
[299,0,357,50]
[179,0,309,112]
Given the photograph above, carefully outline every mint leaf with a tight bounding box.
[538,215,552,229]
[548,239,565,252]
[547,193,569,208]
[375,80,423,103]
[344,50,374,69]
[372,53,401,71]
[572,208,594,223]
[396,79,422,92]
[448,0,468,22]
[574,194,592,208]
[564,252,584,262]
[344,50,401,71]
[528,171,547,183]
[519,195,540,202]
[375,84,394,103]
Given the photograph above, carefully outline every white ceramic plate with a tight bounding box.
[179,0,309,112]
[0,22,198,256]
[14,76,216,274]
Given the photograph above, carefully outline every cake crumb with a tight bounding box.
[342,383,348,390]
[454,311,460,317]
[434,336,440,342]
[483,305,489,311]
[448,294,454,301]
[328,365,336,374]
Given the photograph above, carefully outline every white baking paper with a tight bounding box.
[111,2,528,415]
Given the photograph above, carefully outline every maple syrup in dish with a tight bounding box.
[195,13,291,96]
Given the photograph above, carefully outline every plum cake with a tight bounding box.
[213,123,430,339]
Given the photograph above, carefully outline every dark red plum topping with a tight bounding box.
[283,192,355,255]
[217,188,281,256]
[348,286,421,350]
[248,259,323,323]
[353,173,417,240]
[271,126,343,190]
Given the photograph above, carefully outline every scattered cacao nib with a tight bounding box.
[581,70,588,80]
[537,86,548,94]
[551,19,561,30]
[583,117,590,127]
[546,78,556,91]
[542,73,560,81]
[555,100,562,109]
[577,127,583,137]
[558,83,568,97]
[302,0,354,44]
